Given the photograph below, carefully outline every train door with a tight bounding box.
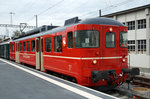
[101,26,117,68]
[15,42,20,63]
[40,37,44,71]
[35,37,44,71]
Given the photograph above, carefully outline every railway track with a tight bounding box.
[132,76,150,88]
[131,76,150,99]
[112,76,150,99]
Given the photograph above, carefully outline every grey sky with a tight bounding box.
[0,0,150,36]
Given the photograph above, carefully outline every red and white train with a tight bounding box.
[9,17,139,89]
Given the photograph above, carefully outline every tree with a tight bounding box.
[12,30,21,38]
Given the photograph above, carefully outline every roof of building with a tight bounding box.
[102,4,150,17]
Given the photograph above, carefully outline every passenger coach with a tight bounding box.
[9,17,139,89]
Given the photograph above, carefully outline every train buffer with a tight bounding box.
[0,58,118,99]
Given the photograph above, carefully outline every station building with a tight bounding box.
[102,4,150,71]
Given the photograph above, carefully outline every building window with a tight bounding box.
[138,40,146,54]
[127,21,135,30]
[138,19,146,29]
[68,32,73,48]
[45,37,51,52]
[23,42,26,51]
[31,40,35,52]
[20,43,22,51]
[27,41,30,51]
[54,35,62,52]
[105,32,115,48]
[128,40,135,53]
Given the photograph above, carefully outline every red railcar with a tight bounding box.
[10,42,15,60]
[10,17,139,89]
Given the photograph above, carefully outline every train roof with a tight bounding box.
[79,17,124,26]
[12,17,124,42]
[0,41,10,45]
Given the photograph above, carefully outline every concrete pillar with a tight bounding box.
[135,12,138,54]
[125,14,127,26]
[113,16,117,20]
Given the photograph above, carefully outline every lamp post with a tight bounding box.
[10,12,15,25]
[35,15,38,28]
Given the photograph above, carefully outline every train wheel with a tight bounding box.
[71,78,77,83]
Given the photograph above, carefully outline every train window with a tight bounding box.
[15,43,17,51]
[20,43,22,51]
[16,43,19,51]
[31,40,35,52]
[105,32,115,48]
[68,32,73,48]
[27,41,30,51]
[36,39,39,52]
[45,37,51,52]
[75,30,99,48]
[54,35,62,52]
[41,38,43,52]
[18,43,19,51]
[23,42,26,51]
[12,44,14,52]
[120,32,127,47]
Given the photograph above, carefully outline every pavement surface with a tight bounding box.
[0,58,117,99]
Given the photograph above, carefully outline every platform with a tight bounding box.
[0,58,117,99]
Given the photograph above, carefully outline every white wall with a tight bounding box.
[137,9,146,20]
[126,12,135,21]
[117,14,125,22]
[129,54,150,68]
[128,30,136,40]
[137,29,146,40]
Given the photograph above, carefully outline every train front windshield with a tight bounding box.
[75,30,99,48]
[120,32,128,47]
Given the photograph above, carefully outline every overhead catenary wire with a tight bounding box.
[47,0,88,25]
[37,0,64,16]
[79,0,135,18]
[26,0,136,26]
[26,0,65,22]
[16,0,41,22]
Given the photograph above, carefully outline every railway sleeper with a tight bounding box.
[132,80,150,88]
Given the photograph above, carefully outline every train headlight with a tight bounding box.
[122,58,126,62]
[93,60,97,64]
[109,28,113,32]
[119,74,123,77]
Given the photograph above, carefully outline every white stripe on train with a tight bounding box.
[43,55,123,60]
